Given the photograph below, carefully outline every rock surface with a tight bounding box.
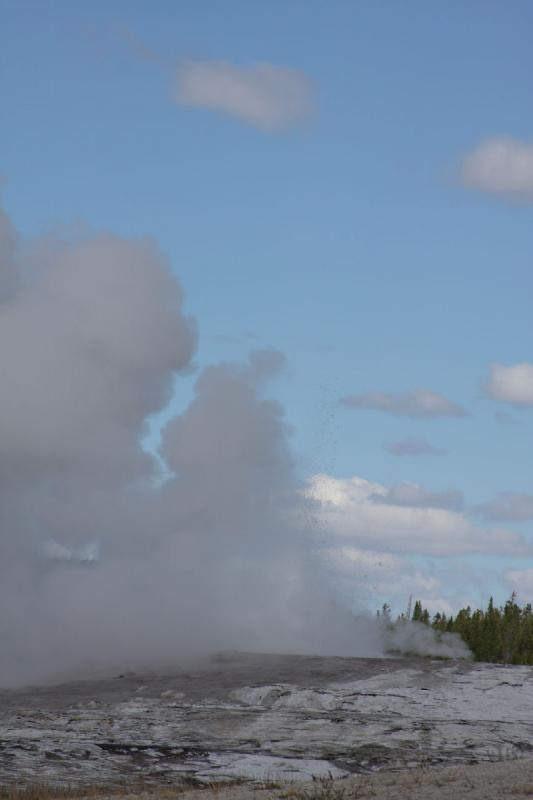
[1,652,533,787]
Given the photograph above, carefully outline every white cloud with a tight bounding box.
[479,492,533,522]
[322,546,458,617]
[384,436,447,457]
[174,60,314,131]
[325,546,439,594]
[460,137,533,201]
[506,569,533,600]
[485,362,533,407]
[340,388,465,418]
[306,474,528,557]
[376,483,463,511]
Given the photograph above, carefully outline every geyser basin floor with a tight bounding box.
[1,652,533,788]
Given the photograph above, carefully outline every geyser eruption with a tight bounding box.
[0,202,387,687]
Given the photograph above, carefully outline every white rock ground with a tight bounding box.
[1,653,533,789]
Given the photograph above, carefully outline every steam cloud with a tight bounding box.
[0,204,391,687]
[0,203,471,686]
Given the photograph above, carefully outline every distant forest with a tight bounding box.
[381,594,533,664]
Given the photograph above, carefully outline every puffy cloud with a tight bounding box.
[340,388,465,418]
[460,137,533,201]
[479,492,533,522]
[485,363,533,407]
[384,436,447,457]
[305,474,528,557]
[174,60,314,131]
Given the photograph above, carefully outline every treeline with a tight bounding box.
[382,594,533,664]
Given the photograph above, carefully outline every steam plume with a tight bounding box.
[0,206,385,686]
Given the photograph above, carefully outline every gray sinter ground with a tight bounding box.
[1,652,533,788]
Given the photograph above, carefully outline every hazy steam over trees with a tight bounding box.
[387,595,533,664]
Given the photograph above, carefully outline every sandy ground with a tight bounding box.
[205,758,533,799]
[27,758,532,800]
[83,758,533,800]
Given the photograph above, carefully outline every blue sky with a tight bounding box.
[1,0,532,614]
